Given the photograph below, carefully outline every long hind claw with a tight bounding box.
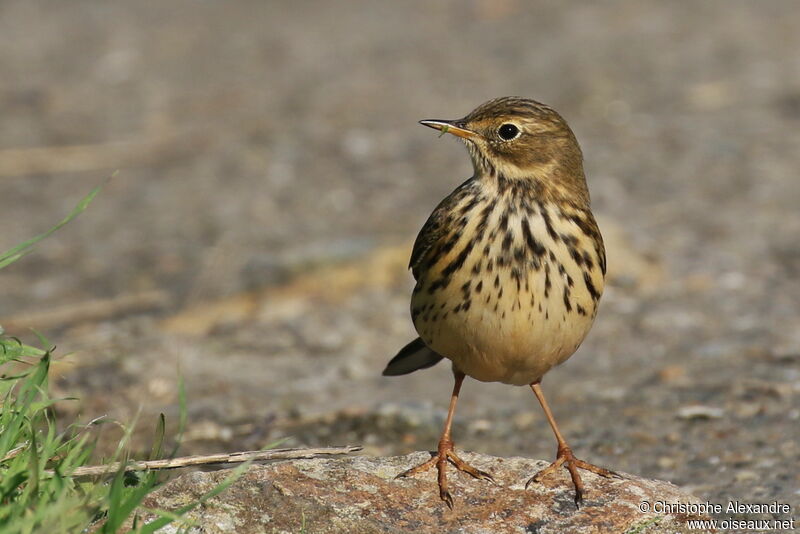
[526,445,619,507]
[396,440,494,509]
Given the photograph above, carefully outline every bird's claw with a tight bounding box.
[446,453,495,483]
[440,487,454,509]
[395,455,437,479]
[395,440,494,508]
[525,445,617,508]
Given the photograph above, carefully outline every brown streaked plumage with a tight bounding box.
[383,97,618,509]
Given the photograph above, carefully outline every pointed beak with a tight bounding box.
[419,119,478,140]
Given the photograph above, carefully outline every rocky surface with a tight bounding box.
[140,453,709,534]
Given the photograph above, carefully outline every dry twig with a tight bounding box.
[1,443,28,462]
[45,446,362,478]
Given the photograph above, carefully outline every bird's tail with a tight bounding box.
[382,337,444,376]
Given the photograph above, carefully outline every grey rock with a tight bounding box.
[140,452,711,533]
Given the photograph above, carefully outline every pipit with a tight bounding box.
[383,97,618,508]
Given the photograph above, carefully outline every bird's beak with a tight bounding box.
[419,119,478,140]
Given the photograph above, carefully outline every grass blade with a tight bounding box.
[149,414,166,461]
[0,184,102,269]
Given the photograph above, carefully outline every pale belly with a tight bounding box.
[411,204,604,386]
[413,271,598,385]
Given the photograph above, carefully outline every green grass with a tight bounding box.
[0,187,243,533]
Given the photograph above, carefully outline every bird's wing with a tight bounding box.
[409,178,475,281]
[382,337,444,376]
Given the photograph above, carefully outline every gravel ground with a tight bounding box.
[1,0,798,525]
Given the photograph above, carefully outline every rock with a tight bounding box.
[140,452,711,533]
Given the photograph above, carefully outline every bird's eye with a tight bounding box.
[498,123,520,141]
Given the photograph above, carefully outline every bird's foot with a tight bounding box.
[395,438,494,509]
[525,444,620,507]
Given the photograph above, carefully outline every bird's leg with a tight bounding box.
[526,382,619,507]
[395,371,494,508]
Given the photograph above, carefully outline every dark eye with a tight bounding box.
[498,123,519,140]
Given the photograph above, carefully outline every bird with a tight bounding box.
[383,97,618,509]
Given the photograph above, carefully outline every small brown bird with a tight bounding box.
[383,97,617,508]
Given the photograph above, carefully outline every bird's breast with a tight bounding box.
[411,191,605,385]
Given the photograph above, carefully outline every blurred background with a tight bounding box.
[0,0,797,513]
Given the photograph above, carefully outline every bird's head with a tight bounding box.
[420,97,588,200]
